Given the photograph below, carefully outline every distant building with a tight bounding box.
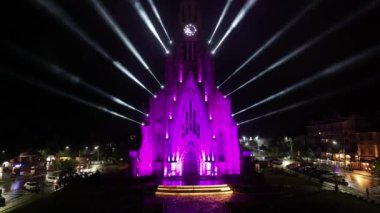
[307,115,369,156]
[239,136,272,160]
[356,131,380,161]
[306,114,380,170]
[19,151,44,175]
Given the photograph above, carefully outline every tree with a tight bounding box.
[37,149,48,160]
[52,159,77,173]
[307,148,315,160]
[373,158,380,176]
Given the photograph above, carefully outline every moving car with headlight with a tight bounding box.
[24,181,40,191]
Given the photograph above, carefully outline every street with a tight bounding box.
[0,171,59,212]
[342,170,379,192]
[282,159,380,202]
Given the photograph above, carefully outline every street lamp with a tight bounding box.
[333,140,346,168]
[64,146,70,157]
[284,136,293,159]
[254,136,260,159]
[94,146,99,162]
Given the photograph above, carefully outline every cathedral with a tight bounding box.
[135,0,240,177]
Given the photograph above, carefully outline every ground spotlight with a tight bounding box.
[212,0,258,54]
[217,0,319,88]
[90,0,162,88]
[233,44,380,116]
[130,0,170,54]
[226,0,378,97]
[208,0,233,45]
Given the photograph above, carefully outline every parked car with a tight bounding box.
[0,195,5,206]
[286,162,300,170]
[46,175,59,184]
[270,159,283,165]
[320,173,348,185]
[24,182,40,191]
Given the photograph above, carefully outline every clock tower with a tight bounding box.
[136,0,240,178]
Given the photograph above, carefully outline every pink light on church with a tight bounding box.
[198,67,202,83]
[131,0,240,178]
[179,64,183,83]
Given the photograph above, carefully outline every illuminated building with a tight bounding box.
[135,0,240,177]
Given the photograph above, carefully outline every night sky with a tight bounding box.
[0,0,379,154]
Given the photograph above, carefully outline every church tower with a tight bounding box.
[136,0,240,177]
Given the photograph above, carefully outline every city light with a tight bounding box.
[147,0,172,44]
[130,0,170,54]
[217,0,319,88]
[211,0,258,54]
[233,44,380,116]
[35,0,153,96]
[226,0,378,97]
[2,71,143,125]
[90,0,163,88]
[208,0,233,45]
[238,75,379,126]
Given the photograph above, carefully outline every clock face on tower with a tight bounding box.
[184,24,197,37]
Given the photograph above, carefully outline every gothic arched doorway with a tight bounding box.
[183,149,199,179]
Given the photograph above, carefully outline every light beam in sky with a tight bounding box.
[130,0,170,54]
[1,71,143,125]
[90,0,163,88]
[238,76,380,126]
[35,0,155,96]
[218,0,319,88]
[147,0,173,44]
[226,0,379,96]
[233,44,380,116]
[208,0,233,45]
[211,0,258,54]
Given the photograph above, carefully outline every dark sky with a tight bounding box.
[0,0,379,154]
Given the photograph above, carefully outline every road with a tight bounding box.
[0,171,59,212]
[282,159,380,202]
[341,170,379,191]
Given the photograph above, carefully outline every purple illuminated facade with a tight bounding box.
[136,0,240,177]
